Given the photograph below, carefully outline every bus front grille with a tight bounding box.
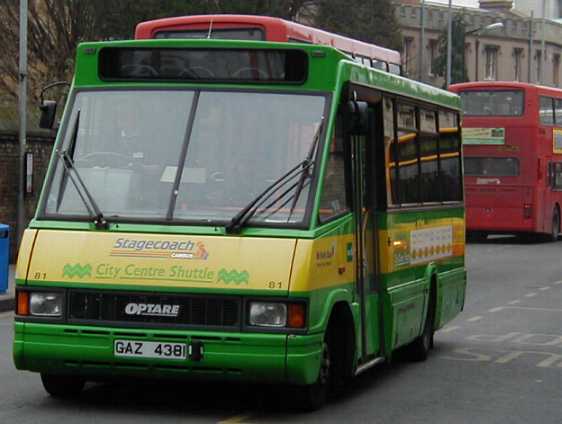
[68,290,241,329]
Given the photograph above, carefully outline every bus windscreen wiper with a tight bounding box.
[225,119,323,233]
[56,111,108,230]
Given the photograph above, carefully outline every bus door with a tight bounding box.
[349,100,383,362]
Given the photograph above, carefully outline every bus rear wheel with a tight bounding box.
[405,285,436,361]
[467,231,487,243]
[40,374,85,398]
[550,208,560,242]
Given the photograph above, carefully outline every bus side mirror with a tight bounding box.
[346,100,369,135]
[39,100,57,129]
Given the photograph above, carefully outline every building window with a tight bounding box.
[553,54,560,87]
[485,46,499,80]
[513,48,523,81]
[403,37,414,77]
[428,39,438,77]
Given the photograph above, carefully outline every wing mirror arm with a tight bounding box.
[38,81,70,130]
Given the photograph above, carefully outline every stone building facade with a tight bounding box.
[397,0,562,88]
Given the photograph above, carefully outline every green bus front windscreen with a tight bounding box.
[98,47,308,83]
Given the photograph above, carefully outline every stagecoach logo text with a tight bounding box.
[111,238,209,260]
[124,303,181,317]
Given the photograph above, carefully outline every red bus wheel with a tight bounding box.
[551,208,560,242]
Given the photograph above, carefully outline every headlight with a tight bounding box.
[249,302,287,327]
[29,292,63,317]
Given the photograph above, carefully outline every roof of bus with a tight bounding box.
[449,81,562,95]
[72,39,459,109]
[134,14,401,64]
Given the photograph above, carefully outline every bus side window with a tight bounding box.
[438,110,462,201]
[540,97,554,125]
[419,109,439,203]
[397,103,419,204]
[373,60,386,71]
[389,63,401,75]
[319,114,350,222]
[383,97,398,206]
[555,99,562,126]
[552,163,562,189]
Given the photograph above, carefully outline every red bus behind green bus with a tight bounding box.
[450,81,561,241]
[134,14,402,75]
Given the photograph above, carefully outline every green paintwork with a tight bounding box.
[13,321,321,385]
[15,37,466,385]
[216,269,250,285]
[62,263,93,279]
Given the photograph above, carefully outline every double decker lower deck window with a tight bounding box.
[464,157,520,177]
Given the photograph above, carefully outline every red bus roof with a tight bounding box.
[134,14,401,66]
[450,81,562,96]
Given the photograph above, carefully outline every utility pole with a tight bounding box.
[540,0,546,84]
[17,0,28,248]
[446,0,452,87]
[418,0,425,82]
[528,11,534,83]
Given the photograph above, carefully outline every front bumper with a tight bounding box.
[13,321,323,385]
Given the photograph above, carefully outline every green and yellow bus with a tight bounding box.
[14,37,466,410]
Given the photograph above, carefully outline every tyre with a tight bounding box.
[290,340,330,412]
[405,286,436,362]
[41,374,85,398]
[549,208,560,242]
[467,231,487,243]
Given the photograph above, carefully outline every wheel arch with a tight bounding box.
[423,263,439,331]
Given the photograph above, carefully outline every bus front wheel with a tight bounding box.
[40,374,85,398]
[290,323,340,411]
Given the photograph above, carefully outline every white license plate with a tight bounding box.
[114,340,188,360]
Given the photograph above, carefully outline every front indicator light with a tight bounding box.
[16,291,29,316]
[288,303,306,328]
[249,302,287,327]
[29,293,63,317]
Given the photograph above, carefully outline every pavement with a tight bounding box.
[0,265,15,313]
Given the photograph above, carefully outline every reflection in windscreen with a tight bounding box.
[175,91,324,223]
[464,157,520,176]
[460,90,523,116]
[46,91,194,219]
[45,90,325,226]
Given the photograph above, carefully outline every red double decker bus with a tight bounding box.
[134,14,402,75]
[450,81,562,241]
